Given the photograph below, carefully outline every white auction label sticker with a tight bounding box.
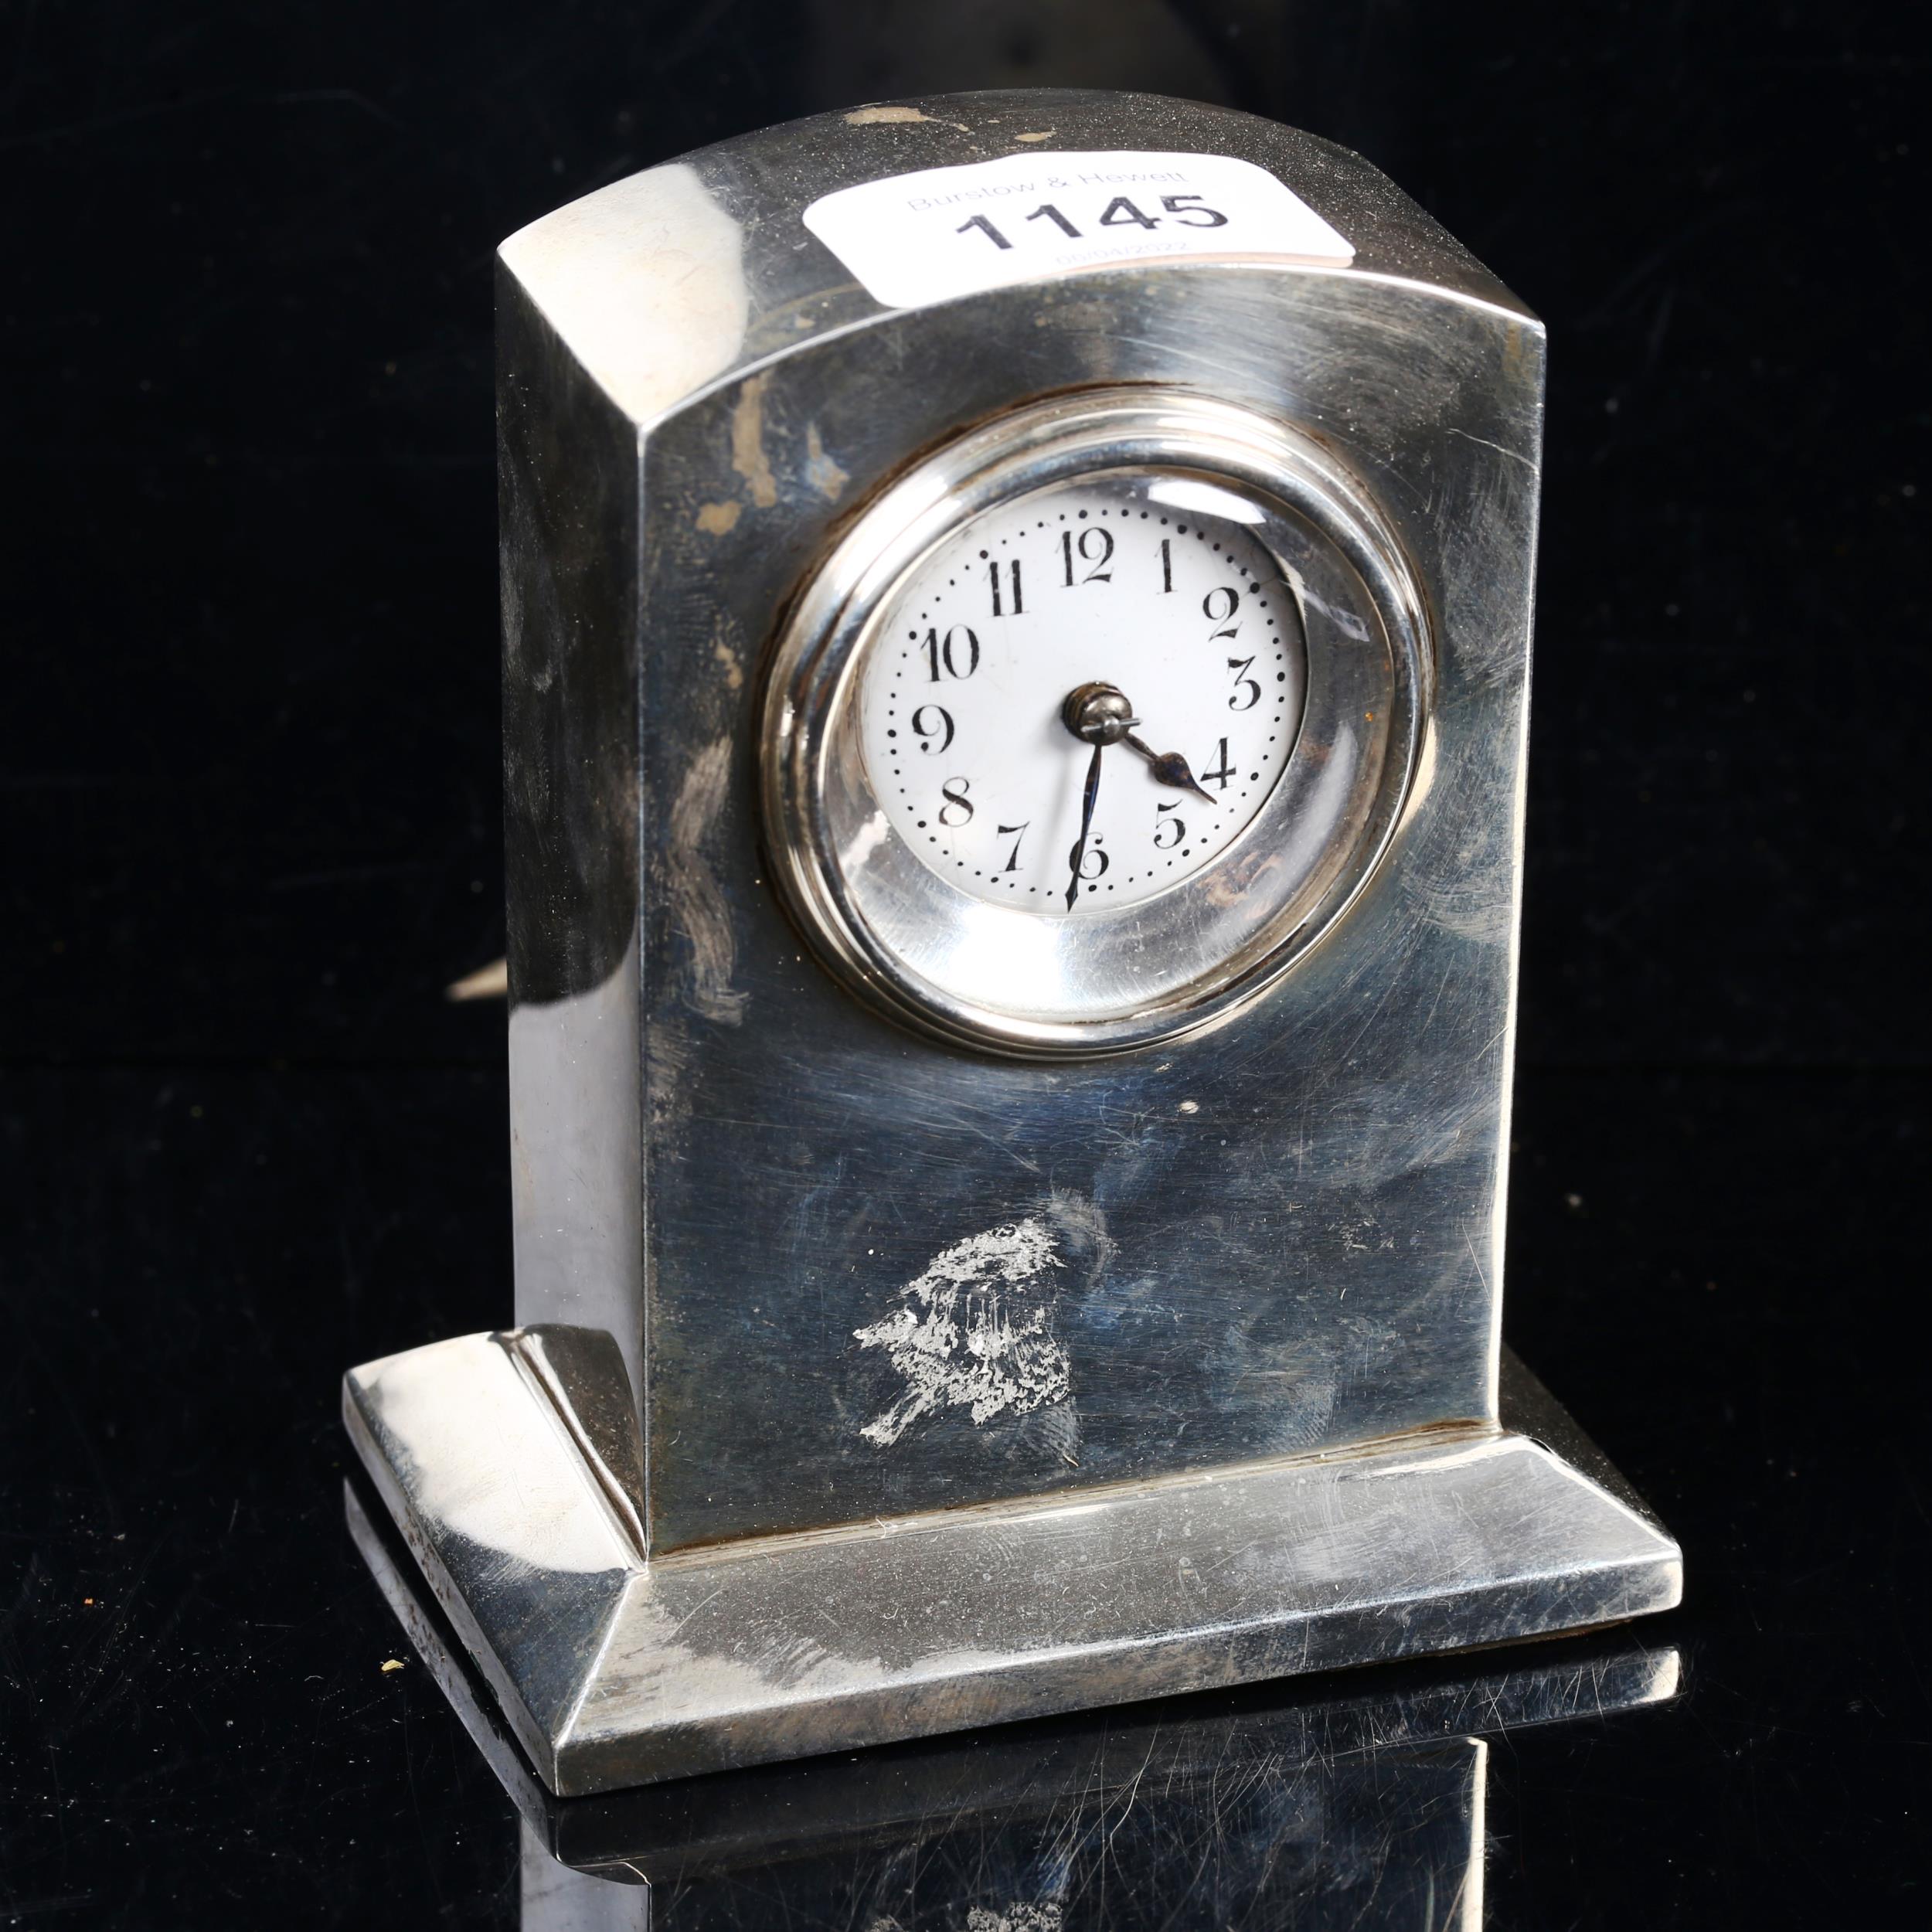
[803,149,1352,310]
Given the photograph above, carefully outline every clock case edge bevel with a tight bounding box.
[342,89,1682,1794]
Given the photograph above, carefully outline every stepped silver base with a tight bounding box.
[342,1332,1680,1797]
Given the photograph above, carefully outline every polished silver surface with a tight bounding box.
[345,87,1680,1793]
[345,1464,1679,1927]
[344,1332,1679,1794]
[495,89,1551,1553]
[762,389,1427,1053]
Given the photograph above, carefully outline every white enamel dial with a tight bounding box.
[858,473,1306,913]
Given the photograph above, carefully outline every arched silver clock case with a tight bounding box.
[344,90,1682,1797]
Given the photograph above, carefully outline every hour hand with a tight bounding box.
[1122,730,1216,805]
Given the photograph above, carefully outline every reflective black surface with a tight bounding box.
[3,2,1926,1925]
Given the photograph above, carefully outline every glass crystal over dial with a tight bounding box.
[762,387,1426,1056]
[858,473,1307,913]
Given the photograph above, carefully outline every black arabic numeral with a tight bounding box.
[1161,194,1228,228]
[988,557,1023,617]
[1098,196,1159,230]
[997,821,1029,871]
[1153,801,1185,849]
[1199,738,1234,791]
[1226,656,1260,711]
[921,624,980,682]
[956,214,1012,250]
[1158,536,1173,593]
[1058,525,1114,587]
[910,704,954,754]
[938,777,975,828]
[1203,585,1240,642]
[1024,203,1081,237]
[1067,832,1109,880]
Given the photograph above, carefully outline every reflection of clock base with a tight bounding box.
[342,1335,1681,1797]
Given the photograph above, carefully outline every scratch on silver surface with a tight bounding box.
[854,1216,1072,1446]
[844,104,971,132]
[804,423,849,501]
[967,1907,1063,1932]
[1447,424,1539,471]
[665,735,747,1024]
[730,369,778,509]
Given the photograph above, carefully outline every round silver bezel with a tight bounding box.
[760,388,1432,1058]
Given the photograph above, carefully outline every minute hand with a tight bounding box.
[1063,740,1106,913]
[1120,730,1216,804]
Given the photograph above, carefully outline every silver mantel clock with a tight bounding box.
[345,90,1681,1797]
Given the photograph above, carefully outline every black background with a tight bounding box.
[2,2,1926,1923]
